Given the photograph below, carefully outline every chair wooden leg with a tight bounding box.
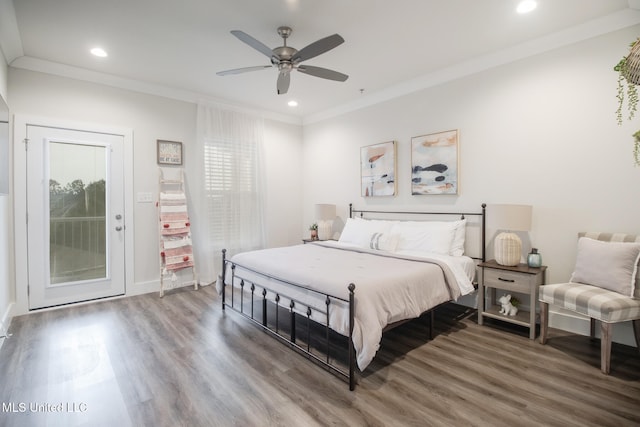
[633,319,640,355]
[539,301,549,344]
[600,322,612,375]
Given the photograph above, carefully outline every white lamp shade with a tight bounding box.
[315,204,336,221]
[488,204,532,232]
[489,204,532,266]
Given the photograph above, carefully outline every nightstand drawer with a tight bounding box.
[483,269,530,293]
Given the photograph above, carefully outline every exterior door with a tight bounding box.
[26,125,126,309]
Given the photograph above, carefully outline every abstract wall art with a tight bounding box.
[360,141,396,197]
[411,130,458,195]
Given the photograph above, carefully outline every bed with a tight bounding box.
[218,204,486,390]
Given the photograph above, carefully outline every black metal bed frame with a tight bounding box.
[220,203,486,391]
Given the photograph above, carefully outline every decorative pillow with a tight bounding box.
[570,237,640,298]
[391,220,457,255]
[338,218,395,247]
[449,219,467,257]
[368,232,399,252]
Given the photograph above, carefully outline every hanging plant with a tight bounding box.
[614,38,639,125]
[614,38,640,166]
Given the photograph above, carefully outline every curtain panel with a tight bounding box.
[192,104,266,284]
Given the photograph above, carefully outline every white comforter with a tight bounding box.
[220,241,475,370]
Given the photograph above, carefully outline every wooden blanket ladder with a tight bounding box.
[157,168,198,297]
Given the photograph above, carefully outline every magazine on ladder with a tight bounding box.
[157,168,198,297]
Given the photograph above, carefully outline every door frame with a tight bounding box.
[13,115,134,314]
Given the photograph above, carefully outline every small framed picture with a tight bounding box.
[157,140,183,165]
[360,141,396,197]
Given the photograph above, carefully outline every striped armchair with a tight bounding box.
[539,232,640,374]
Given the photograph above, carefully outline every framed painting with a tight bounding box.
[157,140,183,165]
[361,141,396,197]
[411,130,458,195]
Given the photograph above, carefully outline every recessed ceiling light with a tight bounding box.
[516,0,537,14]
[287,100,298,107]
[90,47,108,57]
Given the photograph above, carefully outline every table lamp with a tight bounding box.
[488,204,532,266]
[315,204,336,241]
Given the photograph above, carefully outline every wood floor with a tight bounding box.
[0,285,639,427]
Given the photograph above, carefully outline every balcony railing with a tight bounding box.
[49,216,106,284]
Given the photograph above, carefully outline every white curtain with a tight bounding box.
[191,104,266,284]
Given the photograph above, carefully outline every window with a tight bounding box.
[200,106,265,257]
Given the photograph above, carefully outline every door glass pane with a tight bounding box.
[49,142,107,285]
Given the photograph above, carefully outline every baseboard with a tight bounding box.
[455,292,477,309]
[127,279,160,297]
[127,278,208,297]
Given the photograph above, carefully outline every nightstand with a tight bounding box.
[478,259,546,339]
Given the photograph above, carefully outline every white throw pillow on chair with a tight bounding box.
[570,237,640,298]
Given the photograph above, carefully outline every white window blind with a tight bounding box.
[200,106,265,258]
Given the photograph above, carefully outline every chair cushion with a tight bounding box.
[570,236,640,298]
[539,283,640,323]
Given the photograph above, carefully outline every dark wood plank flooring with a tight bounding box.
[0,285,638,427]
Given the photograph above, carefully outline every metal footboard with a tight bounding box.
[220,249,357,390]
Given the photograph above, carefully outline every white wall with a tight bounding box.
[303,26,640,346]
[8,68,303,312]
[0,42,11,343]
[0,46,7,100]
[264,120,304,247]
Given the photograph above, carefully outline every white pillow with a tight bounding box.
[368,232,399,252]
[391,220,457,255]
[338,218,395,247]
[449,219,467,257]
[570,237,640,298]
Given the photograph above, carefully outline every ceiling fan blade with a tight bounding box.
[230,30,276,59]
[291,34,344,63]
[216,65,272,76]
[297,65,348,82]
[277,71,290,95]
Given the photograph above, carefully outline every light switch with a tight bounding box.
[136,192,154,203]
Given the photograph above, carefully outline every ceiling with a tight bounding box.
[2,0,640,123]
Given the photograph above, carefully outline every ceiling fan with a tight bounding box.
[216,26,348,95]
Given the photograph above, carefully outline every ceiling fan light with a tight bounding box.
[516,0,537,14]
[90,47,108,57]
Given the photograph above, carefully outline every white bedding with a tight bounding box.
[220,240,476,371]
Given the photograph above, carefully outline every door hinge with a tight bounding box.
[27,285,30,297]
[23,138,29,151]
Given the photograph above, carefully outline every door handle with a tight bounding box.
[115,226,123,231]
